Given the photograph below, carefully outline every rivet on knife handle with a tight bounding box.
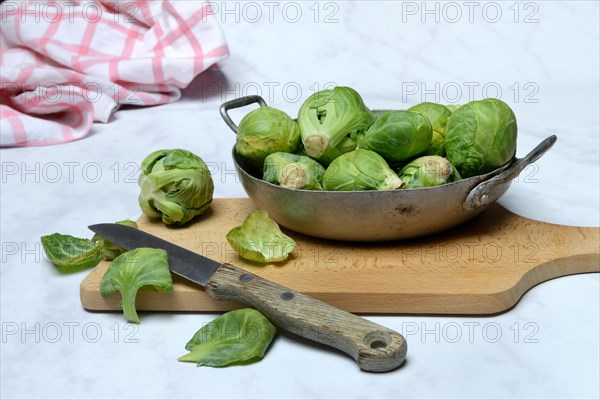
[206,263,408,372]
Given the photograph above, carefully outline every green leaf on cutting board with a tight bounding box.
[99,248,173,324]
[226,210,296,263]
[178,308,276,367]
[41,233,103,270]
[92,219,138,260]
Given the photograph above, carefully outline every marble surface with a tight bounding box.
[1,2,599,399]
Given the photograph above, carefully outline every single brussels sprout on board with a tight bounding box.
[263,152,325,190]
[226,210,296,263]
[178,308,276,367]
[138,149,214,225]
[100,248,173,323]
[236,107,301,169]
[359,111,432,163]
[92,219,138,260]
[322,149,405,191]
[445,98,517,178]
[408,102,452,134]
[298,87,374,160]
[398,156,461,189]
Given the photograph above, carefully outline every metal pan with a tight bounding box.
[220,95,556,241]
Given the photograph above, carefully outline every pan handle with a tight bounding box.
[464,135,557,210]
[220,95,267,134]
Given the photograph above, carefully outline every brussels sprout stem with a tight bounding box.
[280,164,307,189]
[385,174,406,190]
[304,135,329,158]
[120,287,140,324]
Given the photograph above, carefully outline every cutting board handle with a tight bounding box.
[206,263,407,372]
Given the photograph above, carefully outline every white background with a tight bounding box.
[1,1,599,399]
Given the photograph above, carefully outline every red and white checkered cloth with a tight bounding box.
[0,0,229,147]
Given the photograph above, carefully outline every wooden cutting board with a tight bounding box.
[80,198,599,315]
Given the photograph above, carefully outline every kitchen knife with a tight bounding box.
[89,223,407,372]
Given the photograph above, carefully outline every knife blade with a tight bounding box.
[89,223,407,372]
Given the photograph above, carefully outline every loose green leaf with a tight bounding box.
[92,219,138,260]
[100,248,173,323]
[41,233,103,270]
[138,149,214,225]
[178,308,276,367]
[226,210,296,263]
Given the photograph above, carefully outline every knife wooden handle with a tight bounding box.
[205,263,407,372]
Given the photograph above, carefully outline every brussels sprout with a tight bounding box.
[322,149,405,191]
[138,149,214,225]
[359,111,432,163]
[263,152,325,190]
[298,87,374,160]
[92,219,138,260]
[236,107,301,169]
[445,99,517,178]
[408,102,452,134]
[446,104,461,113]
[226,210,296,263]
[398,156,461,189]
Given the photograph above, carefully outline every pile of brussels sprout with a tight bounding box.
[235,87,518,191]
